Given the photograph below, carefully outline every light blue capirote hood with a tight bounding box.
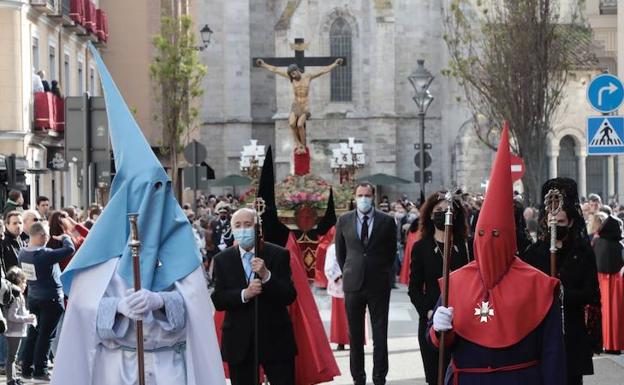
[61,43,201,293]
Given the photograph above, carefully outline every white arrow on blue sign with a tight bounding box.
[587,116,624,155]
[586,74,624,113]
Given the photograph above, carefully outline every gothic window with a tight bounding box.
[557,136,578,180]
[330,18,352,102]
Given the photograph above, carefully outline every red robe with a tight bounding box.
[213,233,340,384]
[598,272,624,350]
[330,297,349,345]
[399,230,420,285]
[314,227,335,288]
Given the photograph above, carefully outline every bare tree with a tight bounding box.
[442,0,591,203]
[150,11,207,201]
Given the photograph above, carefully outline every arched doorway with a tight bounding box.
[557,135,578,180]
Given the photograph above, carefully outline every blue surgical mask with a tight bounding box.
[232,228,255,249]
[356,197,373,213]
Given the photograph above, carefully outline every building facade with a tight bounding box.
[0,0,105,211]
[97,0,624,204]
[195,0,622,202]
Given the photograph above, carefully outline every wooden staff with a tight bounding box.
[127,213,146,385]
[544,189,563,277]
[437,192,455,385]
[252,198,266,385]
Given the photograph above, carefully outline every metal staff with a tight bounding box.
[544,189,563,277]
[128,213,146,385]
[437,191,455,385]
[252,198,266,385]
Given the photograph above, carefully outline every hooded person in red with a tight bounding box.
[427,124,566,385]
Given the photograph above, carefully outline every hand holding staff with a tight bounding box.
[437,191,455,385]
[128,213,146,385]
[252,198,266,385]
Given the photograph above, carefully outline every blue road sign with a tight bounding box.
[587,116,624,155]
[586,74,624,113]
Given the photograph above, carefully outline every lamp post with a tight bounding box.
[330,137,365,183]
[240,140,266,183]
[194,24,213,51]
[409,59,434,201]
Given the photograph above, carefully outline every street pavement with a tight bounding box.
[3,284,624,384]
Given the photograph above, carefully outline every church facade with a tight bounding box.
[192,0,619,201]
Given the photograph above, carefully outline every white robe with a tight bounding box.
[51,258,225,385]
[323,244,344,299]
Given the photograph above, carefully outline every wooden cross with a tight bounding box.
[252,38,346,73]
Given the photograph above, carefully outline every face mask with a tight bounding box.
[432,211,446,231]
[356,197,373,213]
[555,225,569,241]
[233,228,255,249]
[408,213,417,222]
[395,212,406,220]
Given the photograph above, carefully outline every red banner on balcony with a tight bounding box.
[52,96,65,136]
[70,0,84,25]
[34,92,55,131]
[83,0,96,33]
[96,9,108,42]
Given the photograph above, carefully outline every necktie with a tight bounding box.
[242,251,253,281]
[361,215,369,246]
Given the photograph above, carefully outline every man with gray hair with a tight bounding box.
[21,210,42,242]
[18,221,74,380]
[211,208,297,385]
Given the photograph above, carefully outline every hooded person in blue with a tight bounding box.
[51,43,225,385]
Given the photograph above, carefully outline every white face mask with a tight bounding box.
[356,197,373,213]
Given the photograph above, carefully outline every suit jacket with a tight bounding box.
[211,242,297,364]
[335,209,397,292]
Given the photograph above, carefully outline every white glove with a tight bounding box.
[117,289,142,320]
[433,306,454,332]
[126,289,165,315]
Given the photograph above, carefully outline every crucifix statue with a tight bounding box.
[254,38,345,156]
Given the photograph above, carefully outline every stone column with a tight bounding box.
[549,154,558,179]
[578,152,587,199]
[608,155,616,199]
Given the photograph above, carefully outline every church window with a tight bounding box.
[330,18,352,102]
[557,135,578,180]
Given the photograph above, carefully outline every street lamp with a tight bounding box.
[239,140,265,182]
[330,137,365,183]
[195,24,213,51]
[409,59,435,200]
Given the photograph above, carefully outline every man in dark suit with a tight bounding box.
[336,182,397,385]
[211,208,297,385]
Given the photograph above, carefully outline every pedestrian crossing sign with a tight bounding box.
[587,116,624,155]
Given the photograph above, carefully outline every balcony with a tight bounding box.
[30,0,58,15]
[600,0,617,15]
[33,92,64,137]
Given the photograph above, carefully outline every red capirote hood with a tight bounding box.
[442,122,559,348]
[474,123,516,289]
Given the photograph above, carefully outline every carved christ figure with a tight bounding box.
[256,58,344,154]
